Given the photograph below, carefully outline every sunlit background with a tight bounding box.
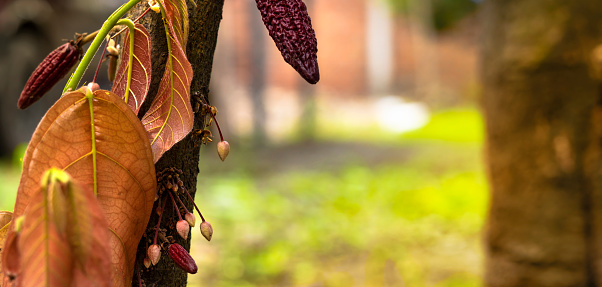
[0,0,485,286]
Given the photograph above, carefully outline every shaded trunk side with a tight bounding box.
[482,1,602,286]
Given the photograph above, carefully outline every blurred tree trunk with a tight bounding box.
[129,0,224,286]
[408,0,439,104]
[248,0,267,146]
[482,1,602,286]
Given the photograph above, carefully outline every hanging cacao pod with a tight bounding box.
[17,39,83,109]
[255,0,320,84]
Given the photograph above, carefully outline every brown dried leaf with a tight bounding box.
[111,24,152,115]
[141,23,193,163]
[8,89,156,286]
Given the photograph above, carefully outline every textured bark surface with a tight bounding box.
[482,1,602,286]
[124,0,225,286]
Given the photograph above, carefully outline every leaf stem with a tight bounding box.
[64,0,142,93]
[85,89,98,196]
[115,19,136,104]
[111,7,152,39]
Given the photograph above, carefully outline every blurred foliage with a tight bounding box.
[387,0,478,31]
[189,107,488,286]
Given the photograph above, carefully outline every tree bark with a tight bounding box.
[482,1,602,286]
[126,1,224,286]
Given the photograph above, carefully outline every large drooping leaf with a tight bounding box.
[6,89,156,286]
[111,23,152,115]
[141,22,193,163]
[159,0,189,49]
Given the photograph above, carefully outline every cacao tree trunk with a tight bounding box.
[482,1,602,286]
[127,1,224,286]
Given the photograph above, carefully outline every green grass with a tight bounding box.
[401,108,484,143]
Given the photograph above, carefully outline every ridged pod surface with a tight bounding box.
[18,41,82,109]
[168,243,198,274]
[255,0,319,84]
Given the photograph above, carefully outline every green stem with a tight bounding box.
[116,19,136,104]
[63,0,142,93]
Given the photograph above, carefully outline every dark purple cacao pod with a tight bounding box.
[168,243,198,274]
[17,40,82,109]
[255,0,320,84]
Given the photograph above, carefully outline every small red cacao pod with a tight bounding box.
[168,243,198,274]
[17,40,82,109]
[255,0,320,84]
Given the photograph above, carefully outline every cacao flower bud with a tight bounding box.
[176,220,190,240]
[168,243,198,274]
[255,0,319,84]
[147,244,161,266]
[217,141,230,162]
[185,212,196,227]
[143,256,152,269]
[200,221,213,242]
[18,40,83,109]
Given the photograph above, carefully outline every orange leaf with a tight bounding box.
[17,169,74,287]
[111,23,152,115]
[8,89,156,286]
[141,22,193,162]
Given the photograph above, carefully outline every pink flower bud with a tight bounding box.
[147,244,161,266]
[176,220,190,240]
[200,221,213,242]
[217,141,230,162]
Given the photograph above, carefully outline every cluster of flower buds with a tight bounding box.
[144,167,213,273]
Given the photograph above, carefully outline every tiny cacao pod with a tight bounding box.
[168,243,198,274]
[18,39,83,109]
[255,0,320,84]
